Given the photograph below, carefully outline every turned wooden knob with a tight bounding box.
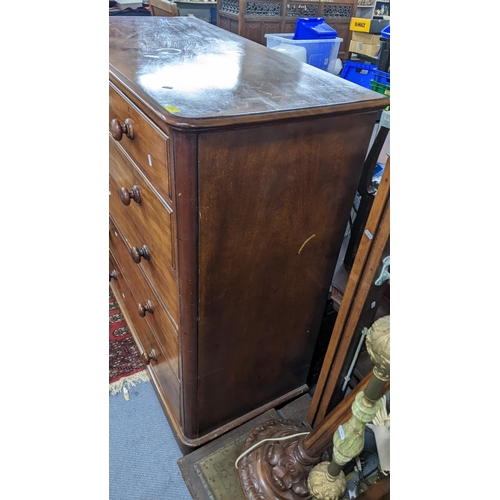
[119,185,141,206]
[138,300,153,317]
[109,270,117,282]
[110,117,135,141]
[142,349,157,365]
[131,245,150,263]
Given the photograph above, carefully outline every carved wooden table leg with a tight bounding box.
[237,316,390,500]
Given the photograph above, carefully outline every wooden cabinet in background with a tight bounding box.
[109,16,388,453]
[216,0,357,59]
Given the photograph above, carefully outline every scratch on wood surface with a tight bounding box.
[298,234,316,254]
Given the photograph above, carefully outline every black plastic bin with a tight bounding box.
[378,38,390,73]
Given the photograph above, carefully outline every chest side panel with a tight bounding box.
[195,113,377,435]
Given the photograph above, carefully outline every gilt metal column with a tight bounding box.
[308,315,390,499]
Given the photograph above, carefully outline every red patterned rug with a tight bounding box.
[109,289,149,395]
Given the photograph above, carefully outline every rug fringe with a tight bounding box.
[109,369,150,395]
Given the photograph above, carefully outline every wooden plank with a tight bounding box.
[314,202,390,425]
[307,159,390,426]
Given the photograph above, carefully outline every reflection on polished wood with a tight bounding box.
[109,17,387,129]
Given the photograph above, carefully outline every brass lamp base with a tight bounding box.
[307,462,346,500]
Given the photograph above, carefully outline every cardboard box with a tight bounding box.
[350,18,371,33]
[351,32,381,46]
[350,18,389,34]
[149,0,179,16]
[349,40,380,57]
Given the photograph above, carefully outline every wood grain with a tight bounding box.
[109,83,172,203]
[171,132,199,439]
[195,113,376,436]
[109,17,389,131]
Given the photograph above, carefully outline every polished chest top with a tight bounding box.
[109,16,387,127]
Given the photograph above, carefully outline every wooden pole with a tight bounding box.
[308,159,390,427]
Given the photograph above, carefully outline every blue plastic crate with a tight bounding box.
[372,69,390,86]
[340,61,378,89]
[293,17,338,40]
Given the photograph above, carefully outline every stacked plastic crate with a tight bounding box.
[340,24,389,96]
[265,18,342,72]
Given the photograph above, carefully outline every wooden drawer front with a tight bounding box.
[109,83,172,204]
[108,182,181,328]
[109,217,180,381]
[145,332,182,424]
[109,136,176,271]
[109,149,180,328]
[110,251,181,422]
[109,250,150,358]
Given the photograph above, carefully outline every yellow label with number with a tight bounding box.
[164,105,180,114]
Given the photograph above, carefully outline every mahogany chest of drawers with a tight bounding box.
[109,16,388,452]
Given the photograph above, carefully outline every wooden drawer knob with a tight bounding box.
[119,185,141,206]
[109,270,117,282]
[110,117,135,141]
[131,245,150,264]
[142,349,157,365]
[138,300,153,317]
